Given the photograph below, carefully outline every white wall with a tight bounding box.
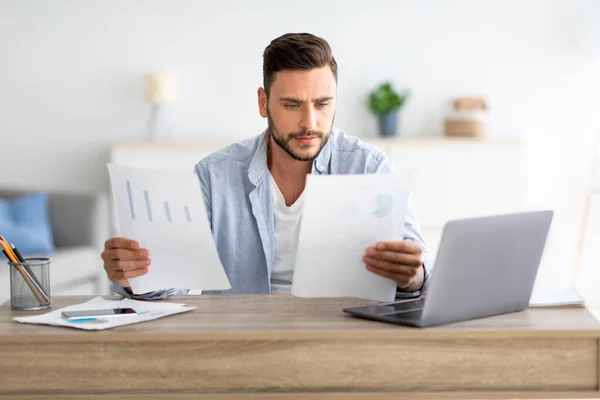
[0,0,597,194]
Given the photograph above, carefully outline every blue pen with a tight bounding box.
[68,318,106,324]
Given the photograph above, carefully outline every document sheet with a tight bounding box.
[292,173,410,302]
[107,164,231,293]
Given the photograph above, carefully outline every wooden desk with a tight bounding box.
[1,295,599,399]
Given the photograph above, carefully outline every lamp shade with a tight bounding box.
[145,71,177,104]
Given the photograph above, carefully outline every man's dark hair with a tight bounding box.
[262,33,338,97]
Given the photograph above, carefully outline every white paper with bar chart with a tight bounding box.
[107,163,231,293]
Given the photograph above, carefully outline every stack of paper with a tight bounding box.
[13,296,196,331]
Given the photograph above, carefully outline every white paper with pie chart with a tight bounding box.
[292,172,409,302]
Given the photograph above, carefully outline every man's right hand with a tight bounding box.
[101,237,151,289]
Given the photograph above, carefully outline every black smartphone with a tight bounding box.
[61,308,137,320]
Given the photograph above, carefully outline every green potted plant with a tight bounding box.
[367,82,410,137]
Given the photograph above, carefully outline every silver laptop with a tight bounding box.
[343,210,554,328]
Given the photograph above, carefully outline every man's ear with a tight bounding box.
[258,87,268,118]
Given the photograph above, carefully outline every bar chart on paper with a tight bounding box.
[107,164,231,293]
[124,180,194,224]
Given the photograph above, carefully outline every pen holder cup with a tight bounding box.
[8,257,51,310]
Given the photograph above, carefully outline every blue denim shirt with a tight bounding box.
[112,128,432,300]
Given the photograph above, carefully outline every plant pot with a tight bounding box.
[378,110,399,137]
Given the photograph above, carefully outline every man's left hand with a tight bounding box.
[363,241,425,292]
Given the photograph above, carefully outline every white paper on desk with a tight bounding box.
[107,164,231,293]
[292,172,409,302]
[13,296,196,331]
[529,286,585,307]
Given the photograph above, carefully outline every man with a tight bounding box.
[102,33,432,300]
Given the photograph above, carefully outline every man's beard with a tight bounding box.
[267,111,333,162]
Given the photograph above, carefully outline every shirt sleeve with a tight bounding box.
[370,151,433,298]
[194,161,213,229]
[396,195,433,298]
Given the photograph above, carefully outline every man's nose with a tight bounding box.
[301,106,318,131]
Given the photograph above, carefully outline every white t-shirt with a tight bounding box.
[269,174,305,294]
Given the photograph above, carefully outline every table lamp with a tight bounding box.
[145,71,177,141]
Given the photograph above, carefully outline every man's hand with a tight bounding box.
[101,237,151,288]
[363,241,424,292]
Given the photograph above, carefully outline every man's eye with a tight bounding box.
[316,103,329,108]
[284,104,299,109]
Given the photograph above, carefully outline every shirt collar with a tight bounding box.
[312,130,333,173]
[247,129,270,186]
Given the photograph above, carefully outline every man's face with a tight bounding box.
[259,67,336,162]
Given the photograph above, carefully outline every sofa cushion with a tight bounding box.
[0,192,55,255]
